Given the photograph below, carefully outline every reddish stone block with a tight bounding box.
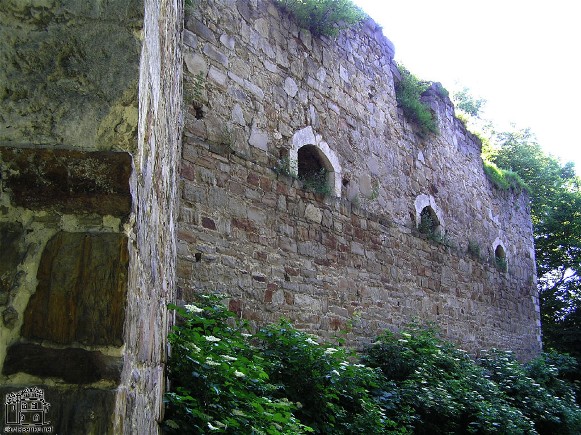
[229,299,242,316]
[260,177,272,191]
[264,289,273,303]
[314,258,331,267]
[247,172,260,186]
[276,182,289,195]
[229,181,246,195]
[284,291,294,305]
[201,217,217,230]
[254,251,268,261]
[177,228,197,243]
[181,161,196,181]
[284,266,300,276]
[354,227,366,241]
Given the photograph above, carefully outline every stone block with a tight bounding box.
[304,203,323,224]
[21,232,128,346]
[0,222,26,306]
[0,148,131,216]
[3,343,122,384]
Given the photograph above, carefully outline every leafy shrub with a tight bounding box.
[256,321,401,434]
[363,326,535,433]
[468,240,481,259]
[164,296,310,434]
[300,168,333,196]
[165,298,581,434]
[394,65,438,136]
[479,350,581,434]
[275,0,366,37]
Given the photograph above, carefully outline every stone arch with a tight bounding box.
[290,126,341,197]
[414,194,444,234]
[493,238,508,271]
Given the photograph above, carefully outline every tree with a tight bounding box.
[486,129,581,395]
[452,87,486,118]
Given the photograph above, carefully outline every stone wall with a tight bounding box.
[178,0,541,359]
[0,0,180,432]
[113,0,183,432]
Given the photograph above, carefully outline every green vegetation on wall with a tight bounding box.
[394,65,438,136]
[164,296,581,434]
[274,157,332,197]
[274,0,366,37]
[482,159,528,191]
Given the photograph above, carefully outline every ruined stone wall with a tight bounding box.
[178,0,541,359]
[0,0,181,433]
[113,0,183,432]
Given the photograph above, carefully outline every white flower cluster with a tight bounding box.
[184,304,203,313]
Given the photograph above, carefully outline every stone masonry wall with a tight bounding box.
[178,0,541,359]
[0,0,152,433]
[112,0,183,433]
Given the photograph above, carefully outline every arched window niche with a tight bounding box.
[290,126,341,197]
[493,238,508,272]
[414,194,444,237]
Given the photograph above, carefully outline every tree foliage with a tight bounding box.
[453,87,486,118]
[486,128,581,396]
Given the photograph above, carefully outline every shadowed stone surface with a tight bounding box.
[0,386,116,434]
[2,343,122,383]
[0,148,132,216]
[22,231,129,346]
[0,222,25,306]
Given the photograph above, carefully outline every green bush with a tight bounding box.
[394,65,438,136]
[479,350,581,434]
[274,158,332,196]
[300,168,333,196]
[163,295,310,434]
[364,326,535,433]
[275,0,366,37]
[165,298,581,434]
[256,320,402,434]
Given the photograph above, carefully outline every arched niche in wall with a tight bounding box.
[290,126,341,197]
[492,238,508,272]
[414,194,445,235]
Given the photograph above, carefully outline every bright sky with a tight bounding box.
[352,0,581,173]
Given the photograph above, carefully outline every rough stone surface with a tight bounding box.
[0,2,141,433]
[0,222,25,307]
[113,0,183,432]
[0,148,132,216]
[0,0,142,151]
[21,231,128,346]
[3,343,122,384]
[180,0,541,360]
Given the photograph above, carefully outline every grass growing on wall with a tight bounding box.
[275,0,366,37]
[482,159,528,191]
[395,64,439,136]
[164,295,581,434]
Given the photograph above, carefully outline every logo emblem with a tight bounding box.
[4,387,53,432]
